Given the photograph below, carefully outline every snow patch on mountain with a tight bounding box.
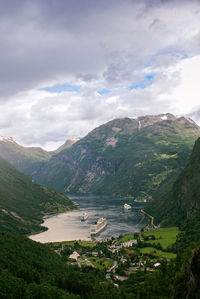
[160,115,168,120]
[129,116,138,119]
[0,136,14,142]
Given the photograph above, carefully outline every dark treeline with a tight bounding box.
[0,231,124,298]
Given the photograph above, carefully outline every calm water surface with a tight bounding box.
[30,194,147,243]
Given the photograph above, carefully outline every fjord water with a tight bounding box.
[30,194,147,243]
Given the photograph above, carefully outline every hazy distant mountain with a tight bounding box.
[30,113,200,199]
[55,138,80,153]
[0,136,81,175]
[0,156,75,234]
[147,137,200,225]
[0,136,53,174]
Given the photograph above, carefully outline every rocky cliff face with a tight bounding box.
[187,246,200,299]
[30,114,200,199]
[172,137,200,215]
[172,245,200,299]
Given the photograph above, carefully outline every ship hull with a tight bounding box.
[90,222,107,236]
[124,203,131,210]
[90,218,107,236]
[81,213,88,221]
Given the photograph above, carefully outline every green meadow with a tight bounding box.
[87,257,113,270]
[140,247,176,259]
[141,227,180,248]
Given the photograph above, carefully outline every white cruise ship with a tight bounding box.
[124,203,131,210]
[81,212,89,221]
[90,218,107,236]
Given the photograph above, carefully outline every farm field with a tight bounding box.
[141,227,180,248]
[87,257,113,270]
[140,247,176,259]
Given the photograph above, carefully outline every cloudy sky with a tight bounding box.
[1,0,200,150]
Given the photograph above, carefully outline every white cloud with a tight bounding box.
[167,56,200,114]
[1,55,199,150]
[0,1,200,149]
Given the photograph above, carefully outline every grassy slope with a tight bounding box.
[141,227,179,248]
[120,227,179,259]
[139,247,176,259]
[0,156,75,234]
[87,257,113,270]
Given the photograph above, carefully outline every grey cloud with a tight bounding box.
[0,0,199,99]
[149,18,166,31]
[76,73,98,82]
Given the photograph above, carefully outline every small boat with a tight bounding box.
[90,218,107,236]
[124,203,131,210]
[81,212,89,221]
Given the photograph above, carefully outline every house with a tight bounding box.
[120,257,127,264]
[122,240,137,248]
[69,251,80,262]
[92,251,98,257]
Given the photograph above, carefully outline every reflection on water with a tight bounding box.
[30,194,147,243]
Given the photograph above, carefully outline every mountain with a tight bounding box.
[0,136,53,174]
[29,113,200,199]
[147,137,200,225]
[0,156,75,234]
[55,138,80,153]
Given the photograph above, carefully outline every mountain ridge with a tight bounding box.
[0,136,53,174]
[27,113,200,199]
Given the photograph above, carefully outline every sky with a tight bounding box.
[1,0,200,150]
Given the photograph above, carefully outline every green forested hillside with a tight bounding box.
[146,137,200,226]
[30,114,200,199]
[0,231,124,298]
[0,156,75,234]
[0,137,52,174]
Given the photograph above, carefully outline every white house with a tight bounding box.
[69,251,80,261]
[122,239,137,248]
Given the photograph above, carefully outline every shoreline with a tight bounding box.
[29,196,147,243]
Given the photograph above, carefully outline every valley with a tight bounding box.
[2,1,200,297]
[30,114,200,199]
[1,113,200,298]
[1,114,200,201]
[29,194,147,243]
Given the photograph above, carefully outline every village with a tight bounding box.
[48,226,178,285]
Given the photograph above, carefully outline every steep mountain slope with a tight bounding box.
[0,136,53,174]
[147,137,200,225]
[0,156,75,234]
[173,245,200,299]
[30,114,200,199]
